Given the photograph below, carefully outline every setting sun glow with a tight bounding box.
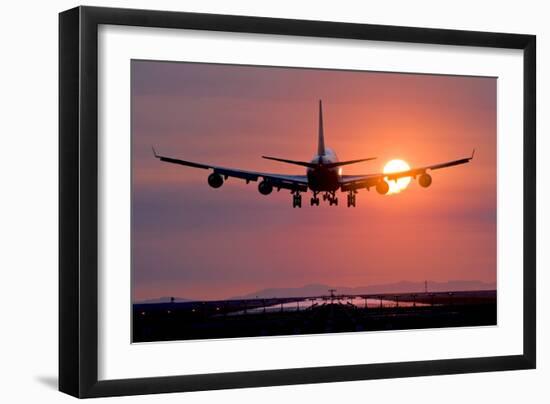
[383,159,411,194]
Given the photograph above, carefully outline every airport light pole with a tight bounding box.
[328,289,336,305]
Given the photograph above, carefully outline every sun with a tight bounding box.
[383,159,411,194]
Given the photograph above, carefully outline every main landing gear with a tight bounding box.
[292,191,302,208]
[310,192,320,206]
[293,191,354,208]
[347,191,357,208]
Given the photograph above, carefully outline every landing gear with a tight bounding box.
[327,191,338,206]
[347,191,357,208]
[292,192,302,208]
[310,192,320,206]
[300,191,348,207]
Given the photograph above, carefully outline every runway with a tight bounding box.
[133,290,496,342]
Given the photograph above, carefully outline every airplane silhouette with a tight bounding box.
[153,100,474,208]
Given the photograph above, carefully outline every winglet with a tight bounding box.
[471,148,476,160]
[152,146,159,158]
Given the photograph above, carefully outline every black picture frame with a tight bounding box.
[59,5,536,398]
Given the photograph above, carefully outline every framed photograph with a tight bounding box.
[59,6,536,398]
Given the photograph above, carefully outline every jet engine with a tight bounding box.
[258,180,273,195]
[376,180,389,195]
[418,173,432,188]
[207,173,224,188]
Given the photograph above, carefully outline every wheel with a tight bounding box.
[310,197,315,206]
[334,198,338,206]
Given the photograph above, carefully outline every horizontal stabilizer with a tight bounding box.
[262,155,376,169]
[262,156,318,168]
[323,157,376,168]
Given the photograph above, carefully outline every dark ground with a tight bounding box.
[133,290,496,342]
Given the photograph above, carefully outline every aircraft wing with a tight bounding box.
[340,151,475,192]
[153,148,308,192]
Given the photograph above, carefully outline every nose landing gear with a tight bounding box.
[327,191,338,206]
[310,192,320,206]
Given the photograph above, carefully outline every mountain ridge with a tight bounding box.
[135,296,192,304]
[229,280,496,300]
[135,280,496,303]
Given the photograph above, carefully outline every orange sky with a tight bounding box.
[132,60,496,301]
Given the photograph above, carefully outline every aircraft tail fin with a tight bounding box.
[263,101,374,169]
[318,99,326,156]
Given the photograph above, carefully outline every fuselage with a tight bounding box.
[306,148,341,192]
